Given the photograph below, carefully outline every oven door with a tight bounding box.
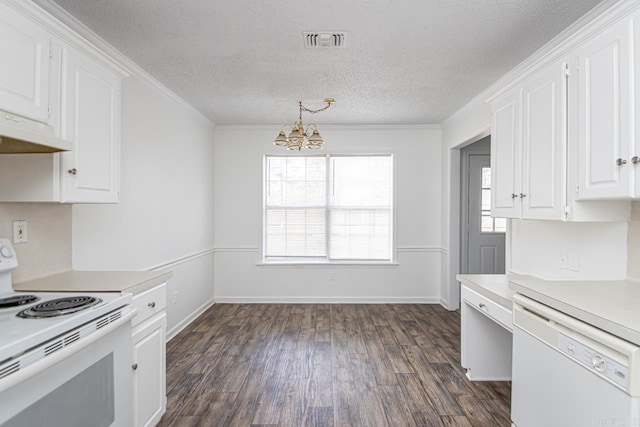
[0,308,135,427]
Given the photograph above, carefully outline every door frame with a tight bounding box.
[444,126,491,310]
[460,138,491,274]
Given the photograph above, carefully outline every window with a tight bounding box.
[480,166,506,233]
[264,155,393,262]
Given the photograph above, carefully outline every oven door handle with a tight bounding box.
[0,307,137,393]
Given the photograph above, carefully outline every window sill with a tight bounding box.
[257,261,400,268]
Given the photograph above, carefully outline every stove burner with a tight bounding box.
[17,296,102,318]
[0,295,40,308]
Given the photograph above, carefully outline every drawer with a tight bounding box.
[131,283,167,327]
[462,285,512,331]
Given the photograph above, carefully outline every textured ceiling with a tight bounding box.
[40,0,603,125]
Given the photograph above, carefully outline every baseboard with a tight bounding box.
[213,296,441,304]
[166,297,215,341]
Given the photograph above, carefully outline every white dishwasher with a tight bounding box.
[512,293,640,427]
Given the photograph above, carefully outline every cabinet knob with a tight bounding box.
[148,302,156,308]
[616,158,627,166]
[632,156,640,165]
[519,193,527,198]
[67,168,77,175]
[131,363,138,371]
[511,193,518,199]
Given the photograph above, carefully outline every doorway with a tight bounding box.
[460,136,506,274]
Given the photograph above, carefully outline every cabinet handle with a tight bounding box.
[148,302,156,308]
[632,156,640,165]
[511,193,518,199]
[131,363,138,371]
[616,158,627,166]
[479,303,486,308]
[67,168,77,175]
[3,114,19,123]
[519,193,527,198]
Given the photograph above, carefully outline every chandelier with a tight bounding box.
[273,98,335,150]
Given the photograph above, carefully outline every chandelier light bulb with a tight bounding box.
[273,99,334,151]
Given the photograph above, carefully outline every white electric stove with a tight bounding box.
[0,238,132,365]
[0,238,135,426]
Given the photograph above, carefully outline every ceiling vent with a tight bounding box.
[303,32,347,48]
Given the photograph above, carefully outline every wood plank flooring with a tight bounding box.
[159,304,511,427]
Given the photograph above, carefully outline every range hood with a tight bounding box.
[0,113,72,154]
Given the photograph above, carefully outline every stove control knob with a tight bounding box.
[0,245,14,259]
[592,354,607,372]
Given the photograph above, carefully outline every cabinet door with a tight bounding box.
[633,12,640,196]
[60,45,121,203]
[0,3,51,122]
[132,313,167,427]
[491,90,521,218]
[578,18,632,199]
[521,62,566,220]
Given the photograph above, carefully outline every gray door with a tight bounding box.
[463,153,506,274]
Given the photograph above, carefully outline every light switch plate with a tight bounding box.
[13,220,27,244]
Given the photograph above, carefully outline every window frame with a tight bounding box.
[262,153,396,265]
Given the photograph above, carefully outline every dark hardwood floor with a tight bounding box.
[159,304,511,427]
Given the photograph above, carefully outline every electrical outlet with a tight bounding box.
[559,252,568,270]
[568,251,580,272]
[13,220,27,244]
[329,271,336,281]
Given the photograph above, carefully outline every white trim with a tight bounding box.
[215,124,442,132]
[439,298,454,311]
[166,297,215,342]
[145,248,215,271]
[214,246,444,253]
[397,246,446,253]
[214,296,440,304]
[8,0,129,77]
[256,261,400,268]
[25,0,213,124]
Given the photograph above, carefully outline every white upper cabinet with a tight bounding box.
[491,90,521,219]
[633,13,640,196]
[521,62,566,220]
[577,16,633,199]
[491,62,565,220]
[0,2,51,122]
[488,1,640,221]
[0,1,127,204]
[60,44,121,203]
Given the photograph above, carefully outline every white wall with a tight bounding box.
[440,96,492,308]
[213,125,443,302]
[72,74,216,337]
[0,203,71,283]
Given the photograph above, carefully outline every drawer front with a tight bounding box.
[132,283,167,327]
[462,285,512,331]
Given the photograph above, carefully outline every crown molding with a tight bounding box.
[215,124,441,132]
[20,0,214,125]
[484,0,638,103]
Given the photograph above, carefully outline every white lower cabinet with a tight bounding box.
[131,284,167,427]
[460,285,512,381]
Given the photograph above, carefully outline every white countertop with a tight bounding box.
[509,277,640,346]
[456,274,524,310]
[13,270,173,296]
